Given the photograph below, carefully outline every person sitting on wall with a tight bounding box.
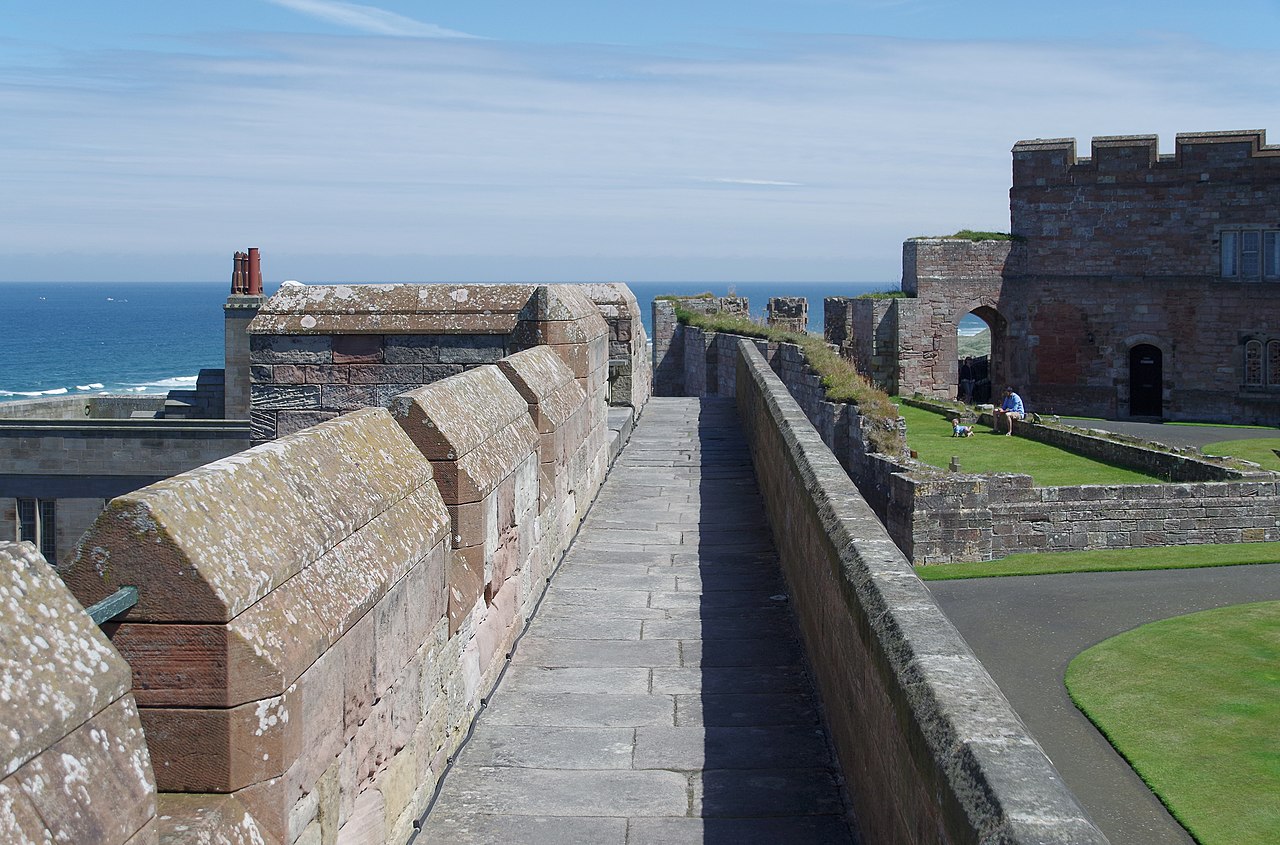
[994,387,1025,436]
[950,418,974,438]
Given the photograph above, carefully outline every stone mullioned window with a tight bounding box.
[1220,228,1280,280]
[1243,338,1280,389]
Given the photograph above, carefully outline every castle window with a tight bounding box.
[16,498,56,561]
[1244,340,1263,387]
[1221,229,1280,279]
[1269,340,1280,387]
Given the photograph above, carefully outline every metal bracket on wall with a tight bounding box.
[86,586,138,626]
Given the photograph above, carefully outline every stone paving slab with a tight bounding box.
[501,667,651,695]
[627,816,855,845]
[421,398,855,842]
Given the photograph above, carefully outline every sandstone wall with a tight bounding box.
[733,340,1107,845]
[50,327,614,843]
[247,283,618,447]
[1,541,159,845]
[1011,131,1280,278]
[581,282,652,411]
[890,132,1280,422]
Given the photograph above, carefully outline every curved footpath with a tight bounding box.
[928,564,1280,845]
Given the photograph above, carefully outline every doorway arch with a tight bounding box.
[1128,344,1163,417]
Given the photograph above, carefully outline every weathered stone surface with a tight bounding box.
[249,334,333,364]
[61,408,445,622]
[0,542,132,778]
[156,794,268,845]
[248,283,537,335]
[735,341,1107,843]
[7,694,156,845]
[390,365,539,502]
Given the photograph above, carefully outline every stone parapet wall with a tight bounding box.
[0,395,169,420]
[1,541,159,845]
[247,283,617,446]
[50,334,615,843]
[0,420,250,477]
[651,294,750,397]
[733,341,1108,845]
[581,283,652,410]
[1012,131,1280,278]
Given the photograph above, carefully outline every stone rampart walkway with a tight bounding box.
[421,397,856,844]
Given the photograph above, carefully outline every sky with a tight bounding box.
[2,0,1279,283]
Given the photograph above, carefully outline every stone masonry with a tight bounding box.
[832,130,1280,424]
[766,295,808,333]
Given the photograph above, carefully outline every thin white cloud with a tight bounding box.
[710,178,805,187]
[264,0,477,38]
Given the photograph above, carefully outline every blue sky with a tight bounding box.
[3,0,1278,282]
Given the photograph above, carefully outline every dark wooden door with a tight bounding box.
[1129,344,1162,417]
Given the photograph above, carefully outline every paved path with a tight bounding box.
[928,565,1280,845]
[1057,416,1279,449]
[422,397,856,844]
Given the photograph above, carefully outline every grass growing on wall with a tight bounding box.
[894,401,1164,486]
[914,542,1280,580]
[670,302,904,454]
[1066,602,1280,845]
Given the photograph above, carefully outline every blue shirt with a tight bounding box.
[1001,392,1024,414]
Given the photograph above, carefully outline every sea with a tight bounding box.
[0,280,985,403]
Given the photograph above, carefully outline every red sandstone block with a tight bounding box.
[341,613,378,746]
[332,335,384,364]
[447,547,484,637]
[140,691,296,792]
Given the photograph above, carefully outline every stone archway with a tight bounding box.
[953,303,1007,405]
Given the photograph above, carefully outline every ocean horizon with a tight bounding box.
[0,279,916,403]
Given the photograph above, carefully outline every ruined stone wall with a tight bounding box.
[51,330,610,843]
[651,294,750,397]
[1,541,159,845]
[734,341,1107,845]
[582,283,652,411]
[766,295,808,333]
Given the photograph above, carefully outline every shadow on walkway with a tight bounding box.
[420,397,856,843]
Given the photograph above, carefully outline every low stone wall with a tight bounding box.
[734,340,1108,845]
[905,396,1263,482]
[0,395,170,420]
[1,541,159,844]
[52,337,616,843]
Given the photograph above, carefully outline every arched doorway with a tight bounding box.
[957,306,1004,405]
[1129,344,1163,417]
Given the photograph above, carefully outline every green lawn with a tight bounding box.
[915,542,1280,580]
[1066,602,1280,844]
[895,401,1163,486]
[1202,437,1280,472]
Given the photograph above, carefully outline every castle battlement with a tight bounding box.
[1013,129,1279,185]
